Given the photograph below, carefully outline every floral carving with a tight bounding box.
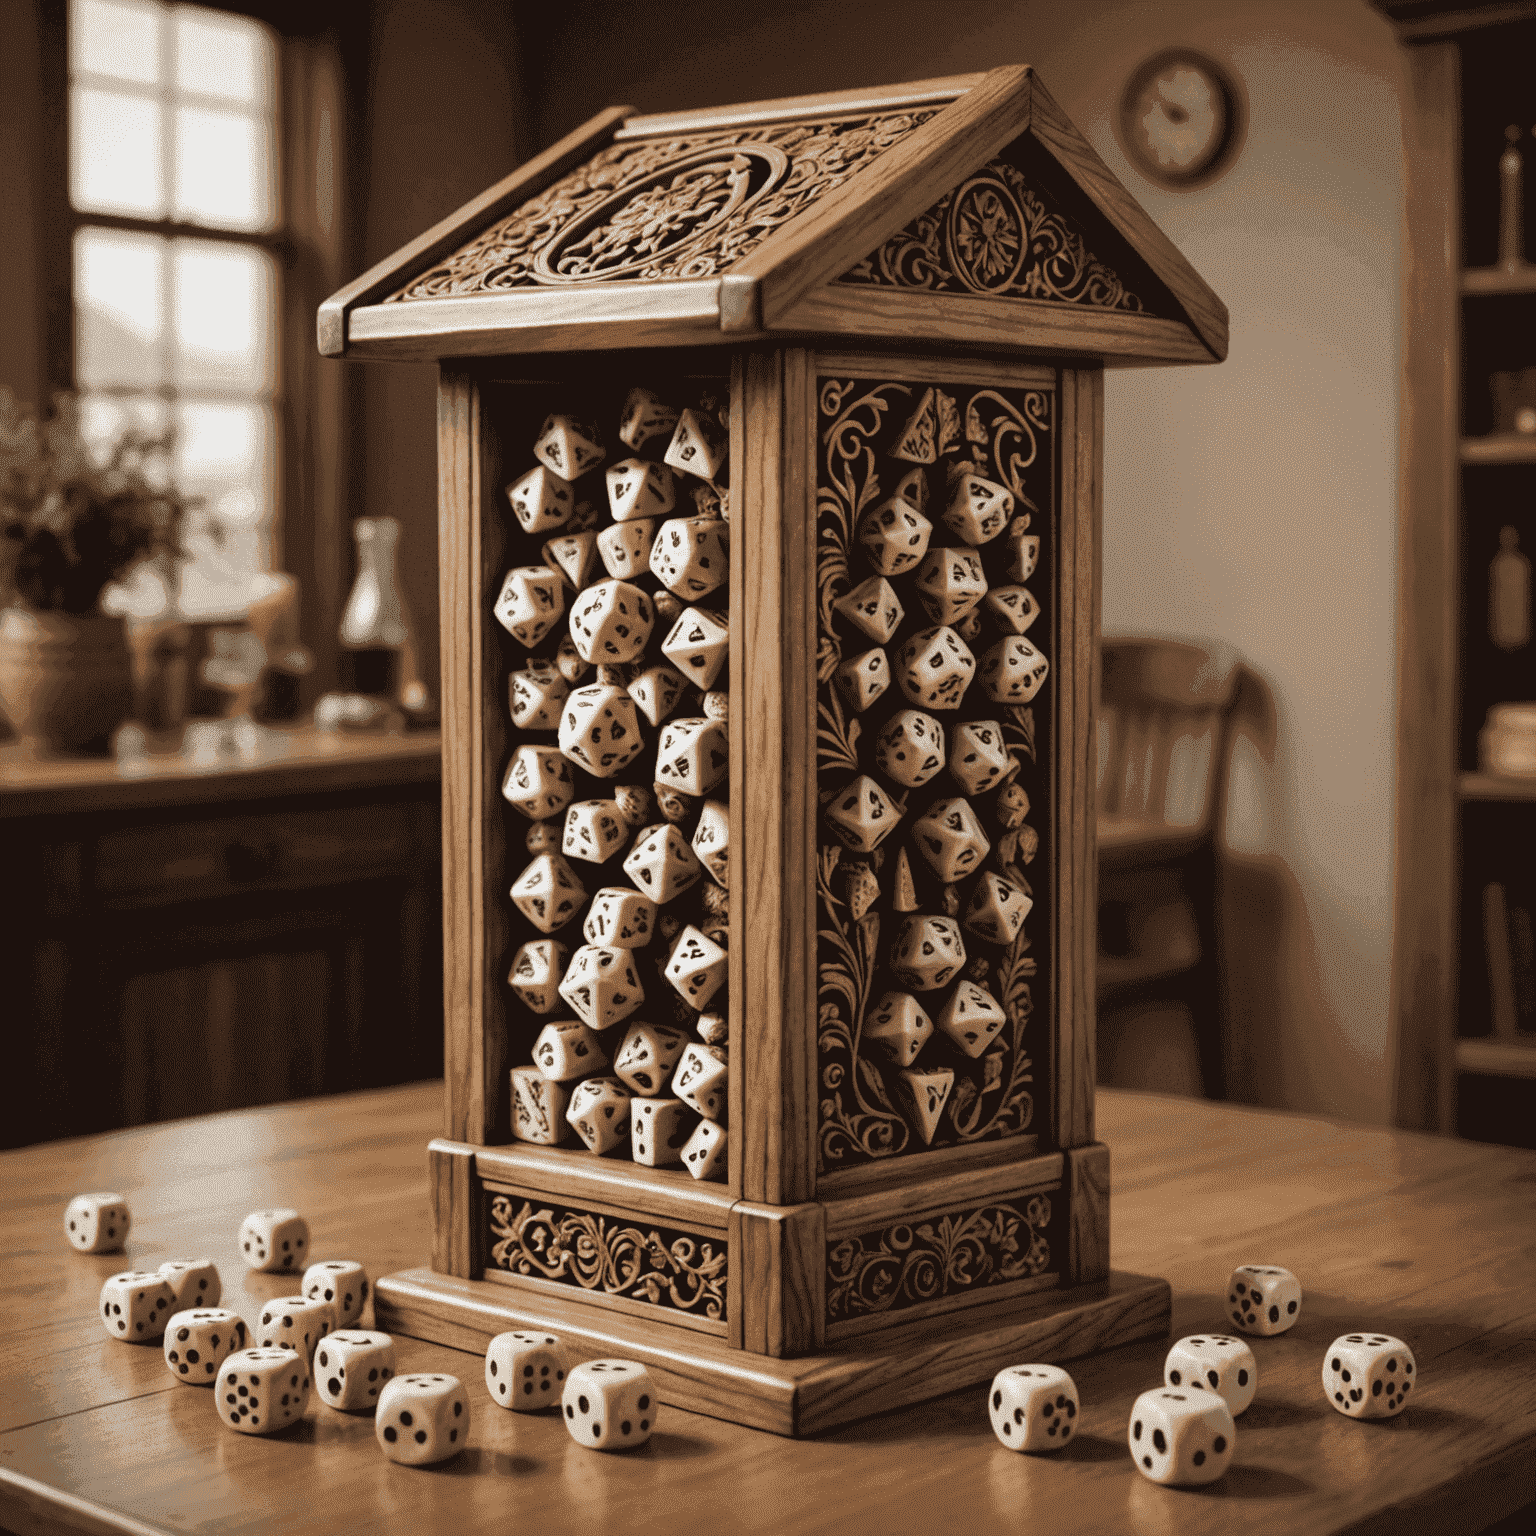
[826,1197,1054,1321]
[488,1195,726,1320]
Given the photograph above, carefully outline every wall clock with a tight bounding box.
[1117,49,1243,190]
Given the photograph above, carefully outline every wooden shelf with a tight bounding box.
[1460,770,1536,801]
[1460,434,1536,465]
[1456,1036,1536,1078]
[1461,264,1536,296]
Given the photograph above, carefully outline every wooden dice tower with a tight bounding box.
[321,67,1226,1437]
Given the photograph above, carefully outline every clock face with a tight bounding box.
[1118,50,1241,189]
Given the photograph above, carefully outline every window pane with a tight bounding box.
[173,105,273,230]
[75,228,166,388]
[174,6,273,107]
[172,242,274,393]
[72,0,162,87]
[72,86,165,217]
[175,400,272,529]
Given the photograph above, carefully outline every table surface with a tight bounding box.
[2,1083,1532,1536]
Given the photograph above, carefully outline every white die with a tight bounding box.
[493,565,566,648]
[542,529,600,591]
[626,663,687,727]
[565,1077,633,1155]
[238,1208,309,1272]
[506,464,574,535]
[509,939,569,1013]
[1165,1334,1258,1416]
[619,388,679,451]
[977,636,1049,705]
[157,1258,221,1310]
[584,887,657,949]
[316,1330,396,1412]
[934,981,1007,1058]
[984,584,1040,635]
[563,1359,659,1450]
[895,625,976,710]
[680,1117,727,1179]
[486,1330,566,1412]
[834,575,905,644]
[562,800,630,866]
[532,1019,609,1082]
[1323,1332,1417,1419]
[948,720,1011,795]
[858,495,932,576]
[606,458,675,521]
[510,1066,570,1145]
[961,873,1032,946]
[1129,1387,1235,1486]
[834,647,891,714]
[874,710,946,788]
[671,1041,728,1121]
[568,580,654,666]
[613,1022,689,1096]
[376,1372,470,1464]
[163,1307,247,1384]
[988,1363,1079,1452]
[1227,1263,1302,1335]
[631,1098,694,1166]
[664,925,728,1010]
[534,414,604,479]
[664,408,728,483]
[942,472,1014,545]
[894,1065,953,1144]
[509,662,569,732]
[823,774,904,853]
[64,1191,130,1253]
[510,852,587,933]
[303,1259,369,1329]
[256,1293,333,1356]
[596,518,658,581]
[559,945,646,1032]
[501,745,575,821]
[218,1347,309,1436]
[558,683,647,780]
[623,823,703,904]
[690,799,729,887]
[660,606,729,691]
[655,716,729,798]
[650,517,729,601]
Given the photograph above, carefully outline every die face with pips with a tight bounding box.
[1323,1333,1416,1419]
[64,1192,130,1253]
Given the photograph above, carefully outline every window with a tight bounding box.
[68,0,281,613]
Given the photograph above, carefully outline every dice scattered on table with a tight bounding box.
[64,1192,130,1253]
[256,1294,333,1356]
[562,1359,658,1450]
[1164,1334,1257,1416]
[238,1208,310,1272]
[376,1373,470,1465]
[485,1330,566,1412]
[164,1308,246,1384]
[1323,1333,1416,1419]
[303,1259,369,1328]
[1227,1263,1302,1335]
[218,1347,309,1436]
[315,1330,396,1412]
[99,1271,176,1342]
[1128,1387,1234,1486]
[158,1258,221,1310]
[987,1364,1079,1452]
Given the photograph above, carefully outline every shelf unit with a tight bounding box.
[1381,1,1536,1147]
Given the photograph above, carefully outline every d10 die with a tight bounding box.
[942,472,1014,545]
[858,495,932,576]
[164,1307,246,1384]
[509,939,569,1013]
[912,797,991,883]
[563,1360,658,1450]
[984,584,1040,635]
[486,1331,565,1412]
[563,801,629,865]
[623,822,703,904]
[534,414,604,479]
[863,991,933,1068]
[988,1364,1079,1452]
[559,684,646,779]
[239,1208,309,1272]
[1227,1264,1302,1335]
[978,637,1049,704]
[660,606,729,691]
[934,981,1007,1058]
[680,1117,727,1179]
[948,721,1011,796]
[961,873,1033,946]
[219,1347,309,1436]
[1323,1333,1416,1419]
[64,1191,130,1253]
[158,1258,221,1310]
[890,916,967,991]
[618,387,679,451]
[894,1066,954,1144]
[510,852,587,933]
[664,408,727,483]
[824,774,904,853]
[895,626,976,710]
[568,580,654,666]
[650,517,728,601]
[1129,1388,1234,1486]
[664,925,728,1010]
[502,745,575,821]
[914,547,988,625]
[672,1041,728,1121]
[596,518,658,582]
[691,799,729,887]
[509,662,569,732]
[493,565,566,650]
[542,529,600,591]
[532,1019,609,1082]
[875,710,946,788]
[834,575,905,644]
[316,1330,396,1412]
[631,1098,694,1166]
[506,464,574,535]
[566,1077,633,1154]
[303,1259,369,1329]
[606,457,675,521]
[100,1271,176,1342]
[376,1372,470,1465]
[510,1065,570,1145]
[627,663,687,727]
[1165,1334,1258,1417]
[613,1022,689,1096]
[655,717,729,797]
[257,1293,333,1356]
[559,945,646,1032]
[834,647,890,714]
[584,887,657,949]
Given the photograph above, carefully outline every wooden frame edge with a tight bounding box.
[1065,1141,1110,1285]
[731,1201,827,1358]
[429,1137,487,1280]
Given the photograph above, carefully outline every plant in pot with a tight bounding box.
[0,390,190,756]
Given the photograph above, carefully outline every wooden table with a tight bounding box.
[2,1084,1532,1536]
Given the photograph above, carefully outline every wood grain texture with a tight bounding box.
[430,1138,484,1280]
[1389,43,1462,1137]
[1065,1142,1110,1285]
[731,1202,826,1358]
[821,1152,1065,1240]
[479,1264,729,1338]
[815,1131,1042,1198]
[812,350,1056,390]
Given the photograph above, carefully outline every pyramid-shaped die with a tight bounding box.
[506,465,574,535]
[631,1098,693,1166]
[962,873,1033,946]
[943,472,1014,545]
[690,799,729,886]
[619,387,679,451]
[568,579,654,666]
[606,457,675,521]
[510,1065,569,1145]
[672,1041,728,1120]
[890,915,966,990]
[218,1347,308,1436]
[660,606,729,690]
[508,939,569,1013]
[623,823,703,904]
[664,408,728,482]
[890,387,958,463]
[985,585,1040,635]
[834,575,906,644]
[863,991,933,1067]
[558,684,646,779]
[914,547,988,625]
[858,495,932,576]
[509,662,568,731]
[823,774,904,853]
[895,626,976,710]
[874,709,946,787]
[494,565,566,648]
[612,1022,689,1096]
[664,925,728,1010]
[680,1117,727,1179]
[912,796,991,882]
[502,745,575,821]
[558,945,645,1032]
[596,519,658,581]
[934,980,1008,1058]
[654,717,729,797]
[542,530,601,591]
[510,852,587,933]
[584,887,657,949]
[948,720,1012,795]
[532,1019,609,1081]
[562,800,629,865]
[486,1330,565,1413]
[894,1066,954,1144]
[626,663,687,728]
[534,414,604,479]
[565,1077,633,1154]
[650,517,728,601]
[834,647,890,714]
[979,637,1049,704]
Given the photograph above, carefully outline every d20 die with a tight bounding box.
[563,801,629,866]
[948,720,1012,795]
[541,529,600,591]
[375,1372,470,1465]
[660,606,729,691]
[690,799,729,886]
[631,1098,694,1166]
[316,1330,396,1412]
[559,945,646,1032]
[158,1258,221,1310]
[988,1364,1079,1452]
[493,565,565,648]
[912,797,991,883]
[914,547,988,625]
[934,981,1007,1058]
[218,1347,309,1436]
[984,584,1040,635]
[509,662,569,732]
[257,1293,333,1356]
[303,1260,369,1329]
[823,774,904,853]
[857,495,932,576]
[568,580,654,666]
[606,457,675,521]
[894,1066,954,1145]
[1165,1334,1258,1417]
[655,716,729,797]
[664,925,728,1010]
[1004,530,1041,582]
[64,1191,130,1253]
[664,408,727,483]
[834,647,890,714]
[510,1066,570,1146]
[890,916,966,991]
[534,414,604,480]
[164,1307,246,1384]
[558,684,646,779]
[565,1077,634,1155]
[627,663,687,727]
[584,887,657,949]
[1129,1388,1234,1487]
[239,1208,309,1273]
[509,938,569,1013]
[672,1041,728,1121]
[895,626,976,710]
[862,991,933,1068]
[502,745,575,821]
[486,1331,565,1413]
[100,1271,176,1342]
[979,637,1049,704]
[650,517,729,601]
[506,464,574,535]
[874,710,946,788]
[1323,1333,1416,1419]
[510,852,587,934]
[532,1019,610,1082]
[613,1022,690,1096]
[942,472,1014,545]
[623,823,703,904]
[680,1117,727,1180]
[1227,1264,1302,1335]
[835,575,906,644]
[962,873,1033,946]
[563,1360,658,1450]
[596,518,658,581]
[618,387,679,451]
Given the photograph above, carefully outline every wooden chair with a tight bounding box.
[1096,637,1252,1099]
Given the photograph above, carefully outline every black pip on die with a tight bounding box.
[1323,1333,1417,1419]
[987,1364,1079,1452]
[1227,1264,1301,1335]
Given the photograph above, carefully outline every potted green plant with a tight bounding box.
[0,390,190,755]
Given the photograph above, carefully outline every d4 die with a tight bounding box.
[1227,1264,1302,1335]
[894,1066,954,1144]
[510,1065,570,1145]
[1323,1333,1416,1419]
[534,414,605,480]
[164,1307,246,1384]
[375,1372,470,1465]
[542,529,600,591]
[988,1364,1079,1452]
[510,852,587,933]
[563,1359,658,1450]
[631,1098,694,1166]
[218,1347,309,1436]
[157,1257,220,1310]
[613,1021,689,1096]
[663,925,728,1010]
[238,1208,309,1272]
[532,1019,610,1082]
[316,1329,396,1412]
[493,565,566,649]
[486,1330,565,1412]
[1129,1388,1234,1486]
[623,822,703,904]
[565,1077,633,1155]
[257,1293,333,1356]
[303,1259,369,1329]
[509,938,569,1013]
[64,1191,130,1253]
[1165,1334,1257,1417]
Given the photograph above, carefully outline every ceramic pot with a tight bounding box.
[0,607,134,756]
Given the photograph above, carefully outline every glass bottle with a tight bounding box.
[339,517,409,696]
